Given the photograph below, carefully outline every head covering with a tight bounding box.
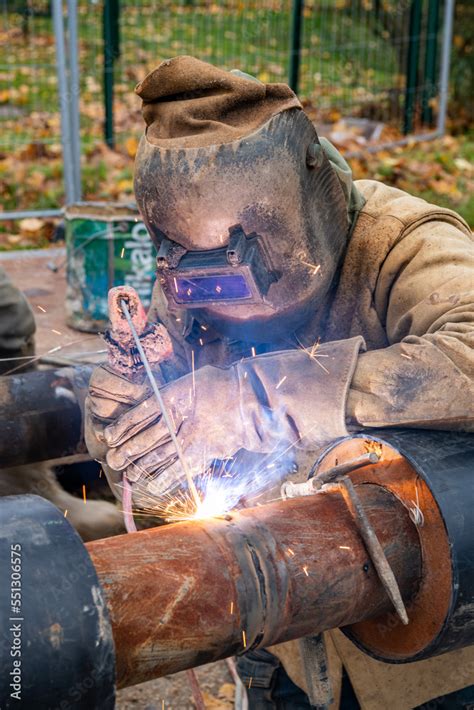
[136,55,301,148]
[134,56,362,343]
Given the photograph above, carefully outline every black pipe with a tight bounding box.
[0,365,92,467]
[327,429,474,661]
[0,495,115,709]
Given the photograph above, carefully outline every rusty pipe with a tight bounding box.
[87,483,421,689]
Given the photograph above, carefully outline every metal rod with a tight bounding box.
[436,0,455,134]
[282,452,379,499]
[52,0,75,205]
[120,299,201,508]
[403,0,423,135]
[337,476,409,625]
[289,0,304,93]
[343,129,442,158]
[66,0,82,200]
[103,0,120,148]
[422,0,441,126]
[0,209,63,221]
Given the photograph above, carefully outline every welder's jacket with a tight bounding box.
[148,179,474,709]
[151,179,474,436]
[0,266,35,374]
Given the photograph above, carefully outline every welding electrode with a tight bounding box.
[119,299,201,509]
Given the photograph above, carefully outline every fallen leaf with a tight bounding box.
[125,136,139,158]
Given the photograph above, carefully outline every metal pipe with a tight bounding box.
[67,0,82,201]
[0,365,92,467]
[52,0,75,205]
[0,209,64,222]
[436,0,455,135]
[87,483,421,688]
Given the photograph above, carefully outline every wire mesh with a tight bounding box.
[0,1,62,148]
[0,0,453,217]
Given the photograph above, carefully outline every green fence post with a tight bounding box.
[403,0,423,134]
[422,0,440,126]
[103,0,120,148]
[289,0,304,94]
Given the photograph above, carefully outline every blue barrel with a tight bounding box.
[65,202,157,332]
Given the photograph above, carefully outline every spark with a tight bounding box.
[191,350,196,396]
[51,329,62,335]
[251,346,256,357]
[364,440,383,459]
[216,285,222,294]
[64,509,68,517]
[99,469,103,478]
[187,288,192,296]
[199,338,204,346]
[201,324,208,331]
[123,417,326,525]
[82,485,87,504]
[302,565,309,576]
[230,601,234,614]
[287,548,295,556]
[173,277,178,293]
[401,353,412,360]
[37,305,46,313]
[276,375,287,389]
[120,247,125,258]
[242,630,247,647]
[339,545,351,550]
[299,259,321,275]
[294,335,330,374]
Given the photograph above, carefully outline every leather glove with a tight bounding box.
[85,336,364,504]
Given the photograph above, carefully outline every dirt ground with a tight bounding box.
[116,661,233,709]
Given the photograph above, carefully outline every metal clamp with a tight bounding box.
[281,452,409,625]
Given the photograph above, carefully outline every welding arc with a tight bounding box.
[120,300,201,509]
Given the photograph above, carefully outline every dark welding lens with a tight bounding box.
[173,274,252,303]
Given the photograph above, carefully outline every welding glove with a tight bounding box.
[85,336,364,503]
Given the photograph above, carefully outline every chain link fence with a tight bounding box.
[0,0,455,219]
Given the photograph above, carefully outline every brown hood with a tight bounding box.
[135,55,302,148]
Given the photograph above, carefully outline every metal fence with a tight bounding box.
[0,0,455,219]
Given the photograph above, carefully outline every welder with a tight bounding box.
[85,56,474,708]
[0,266,36,374]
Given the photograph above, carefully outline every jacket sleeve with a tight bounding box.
[346,220,474,431]
[0,266,36,352]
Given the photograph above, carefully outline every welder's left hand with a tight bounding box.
[88,337,364,499]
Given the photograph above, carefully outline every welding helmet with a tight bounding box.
[134,56,355,342]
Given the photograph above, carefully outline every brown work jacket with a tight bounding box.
[149,179,474,708]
